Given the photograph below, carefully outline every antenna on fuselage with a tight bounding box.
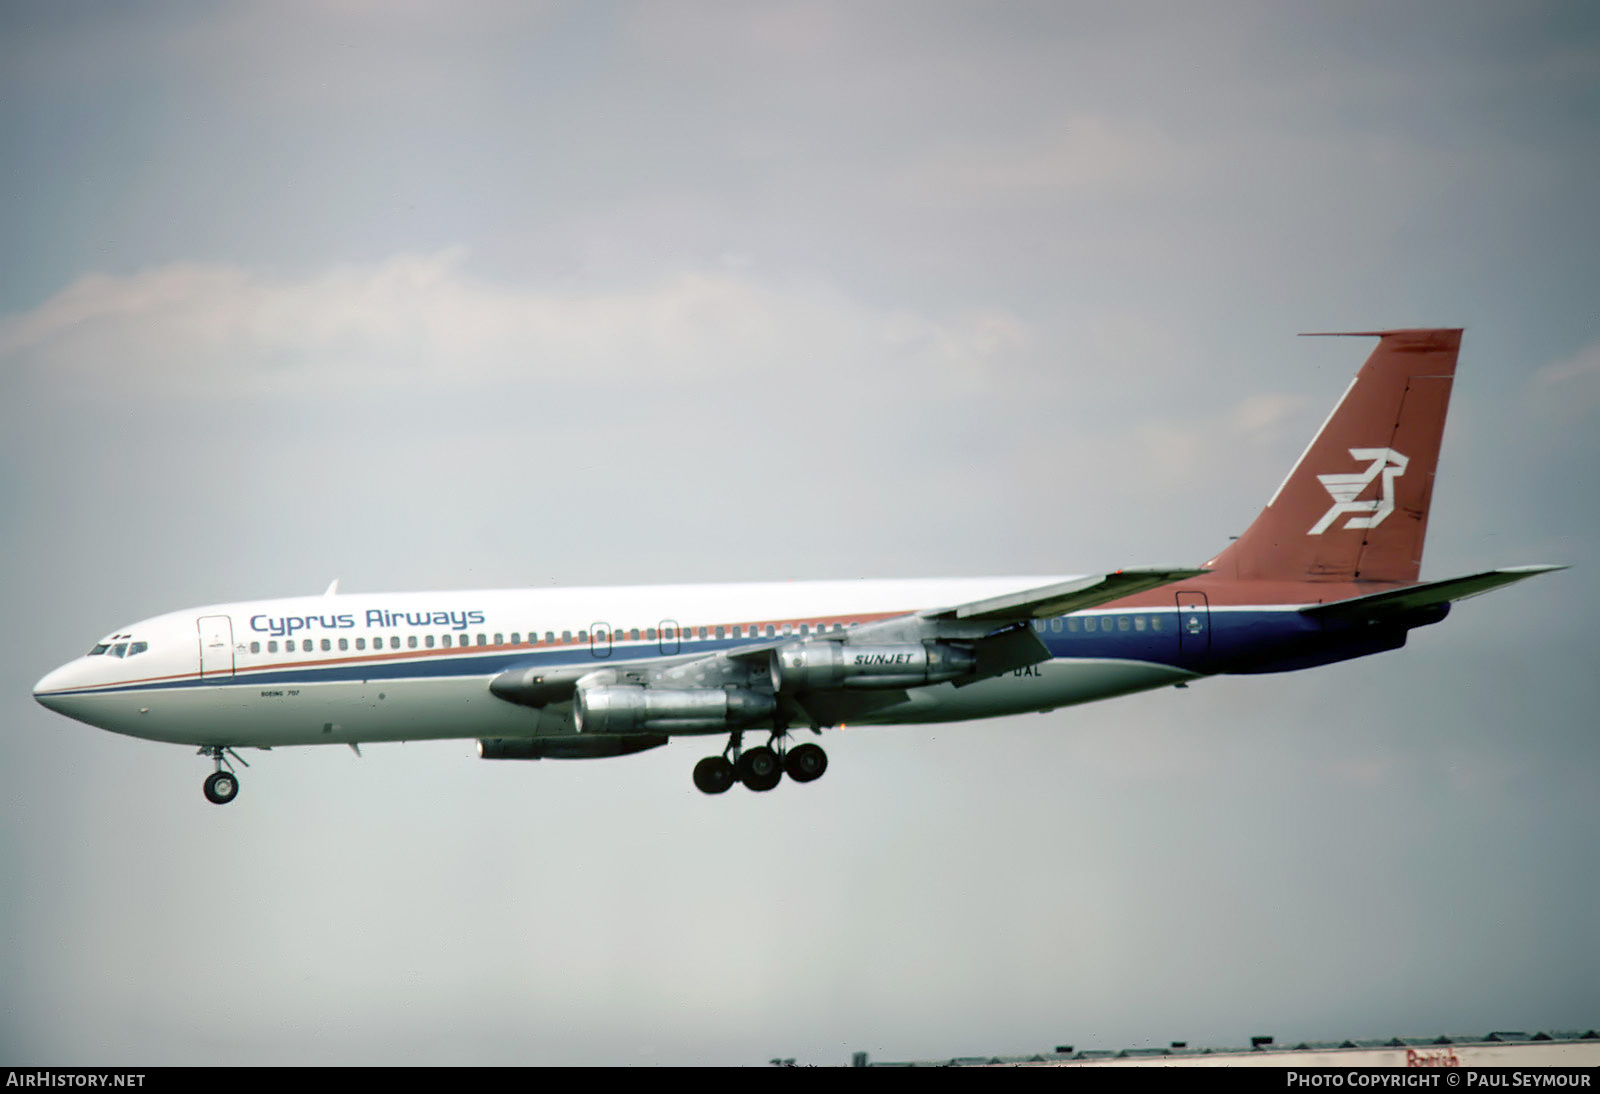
[324,578,339,596]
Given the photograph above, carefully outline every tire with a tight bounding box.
[736,746,782,792]
[784,742,828,783]
[203,771,239,805]
[693,756,735,795]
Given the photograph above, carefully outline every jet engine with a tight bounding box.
[573,685,776,735]
[770,641,976,692]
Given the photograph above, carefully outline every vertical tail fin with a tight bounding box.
[1207,329,1461,585]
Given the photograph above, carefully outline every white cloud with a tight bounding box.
[0,251,1031,401]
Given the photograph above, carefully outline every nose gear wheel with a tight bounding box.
[198,745,248,805]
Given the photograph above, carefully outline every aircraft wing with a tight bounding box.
[924,567,1211,623]
[494,567,1210,709]
[1301,565,1566,623]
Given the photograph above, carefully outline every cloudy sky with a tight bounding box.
[2,1,1597,1066]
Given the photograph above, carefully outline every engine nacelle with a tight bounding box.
[573,685,776,735]
[770,641,976,692]
[477,735,669,760]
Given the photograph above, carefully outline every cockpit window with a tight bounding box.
[109,643,128,658]
[127,641,148,657]
[89,644,110,656]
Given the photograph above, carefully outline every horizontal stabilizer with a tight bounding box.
[927,567,1210,622]
[1301,565,1565,623]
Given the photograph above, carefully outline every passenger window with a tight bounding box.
[390,636,401,650]
[339,637,348,650]
[561,631,572,643]
[1152,615,1163,632]
[494,633,504,646]
[698,627,708,639]
[715,626,725,639]
[1067,618,1079,632]
[356,638,366,650]
[1118,616,1130,632]
[1084,618,1097,632]
[1051,618,1063,633]
[545,632,555,644]
[425,635,435,648]
[1134,616,1146,632]
[250,641,261,654]
[647,628,657,641]
[407,636,418,649]
[511,632,520,645]
[321,638,332,651]
[442,634,453,648]
[629,628,639,641]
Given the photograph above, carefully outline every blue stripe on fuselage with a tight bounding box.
[1033,608,1323,669]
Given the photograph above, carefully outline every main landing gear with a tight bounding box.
[199,745,249,805]
[692,732,828,795]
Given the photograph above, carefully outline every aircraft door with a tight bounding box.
[590,622,612,658]
[1176,592,1210,659]
[659,619,681,656]
[198,615,235,679]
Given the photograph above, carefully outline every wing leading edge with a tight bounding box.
[925,567,1211,623]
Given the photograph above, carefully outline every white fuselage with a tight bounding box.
[33,577,1198,749]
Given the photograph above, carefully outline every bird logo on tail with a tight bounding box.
[1309,448,1409,535]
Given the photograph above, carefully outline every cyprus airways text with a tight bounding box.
[250,609,487,637]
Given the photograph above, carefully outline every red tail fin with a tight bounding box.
[1207,329,1461,585]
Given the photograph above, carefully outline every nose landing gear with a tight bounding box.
[198,745,248,805]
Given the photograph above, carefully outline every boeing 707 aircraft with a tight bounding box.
[33,328,1560,803]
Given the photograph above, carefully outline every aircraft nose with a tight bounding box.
[34,663,76,712]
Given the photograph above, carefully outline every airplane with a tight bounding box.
[32,328,1562,804]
